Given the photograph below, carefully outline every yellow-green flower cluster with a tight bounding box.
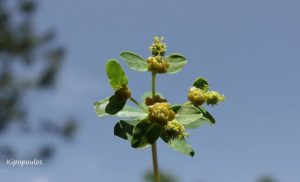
[187,87,206,105]
[114,86,131,101]
[148,102,175,126]
[149,36,167,56]
[188,87,225,106]
[205,91,225,105]
[147,56,170,73]
[164,120,187,139]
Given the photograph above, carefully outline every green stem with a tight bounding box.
[152,72,156,97]
[151,71,160,182]
[129,97,147,113]
[151,143,160,182]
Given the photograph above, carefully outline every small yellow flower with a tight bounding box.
[149,36,167,56]
[187,87,206,106]
[205,91,225,106]
[147,56,170,73]
[114,86,131,101]
[164,120,187,139]
[148,102,175,126]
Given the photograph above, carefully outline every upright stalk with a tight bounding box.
[151,72,160,182]
[151,142,160,182]
[152,72,156,97]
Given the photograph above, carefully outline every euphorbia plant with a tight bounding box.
[94,37,225,182]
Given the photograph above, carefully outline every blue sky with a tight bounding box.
[1,0,300,182]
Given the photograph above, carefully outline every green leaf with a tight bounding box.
[175,105,207,129]
[196,106,216,124]
[120,51,148,72]
[193,77,209,90]
[94,98,147,119]
[106,59,128,90]
[171,105,181,113]
[105,95,127,115]
[161,133,194,157]
[114,120,139,141]
[166,53,187,74]
[94,98,110,117]
[131,119,162,148]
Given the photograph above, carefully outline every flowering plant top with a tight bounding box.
[94,37,225,157]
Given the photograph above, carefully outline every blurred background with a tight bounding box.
[1,0,299,182]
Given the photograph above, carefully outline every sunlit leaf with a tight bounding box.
[196,106,216,124]
[161,133,194,157]
[166,53,187,74]
[106,59,128,90]
[175,105,207,129]
[94,98,147,119]
[120,51,148,72]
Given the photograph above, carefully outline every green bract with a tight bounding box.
[94,37,225,158]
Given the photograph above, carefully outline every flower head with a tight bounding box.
[205,91,225,106]
[187,87,206,106]
[164,120,187,139]
[148,102,175,126]
[114,86,131,101]
[149,36,167,56]
[147,56,170,73]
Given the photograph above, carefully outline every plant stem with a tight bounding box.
[129,97,147,113]
[151,142,160,182]
[151,71,160,182]
[152,72,156,97]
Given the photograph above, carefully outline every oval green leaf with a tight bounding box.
[131,119,162,148]
[193,77,209,90]
[106,59,128,90]
[120,51,148,72]
[114,120,139,141]
[161,133,194,157]
[94,98,147,119]
[166,53,187,74]
[105,95,127,115]
[175,105,207,129]
[196,106,216,124]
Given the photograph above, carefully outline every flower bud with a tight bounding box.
[145,95,167,106]
[187,87,206,106]
[147,56,170,73]
[164,120,187,139]
[149,36,167,56]
[205,91,225,106]
[148,102,175,126]
[114,86,131,101]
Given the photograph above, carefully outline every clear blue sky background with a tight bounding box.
[1,0,300,182]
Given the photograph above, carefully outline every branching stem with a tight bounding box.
[129,97,147,113]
